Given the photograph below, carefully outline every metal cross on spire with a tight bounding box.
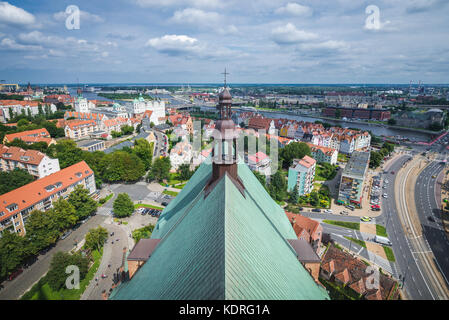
[221,68,229,87]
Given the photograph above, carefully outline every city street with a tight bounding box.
[415,159,449,288]
[0,214,107,300]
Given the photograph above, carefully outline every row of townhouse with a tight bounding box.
[63,117,141,140]
[0,161,96,236]
[3,128,56,146]
[306,143,338,165]
[0,144,60,178]
[0,100,57,123]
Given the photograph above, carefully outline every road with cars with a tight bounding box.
[0,214,107,300]
[414,159,449,289]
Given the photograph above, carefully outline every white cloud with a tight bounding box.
[0,38,41,50]
[146,34,201,56]
[275,3,312,16]
[135,0,222,9]
[271,23,318,45]
[53,9,104,23]
[101,51,109,58]
[299,40,348,51]
[0,2,35,25]
[171,8,220,26]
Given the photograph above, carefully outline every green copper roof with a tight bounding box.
[110,160,329,300]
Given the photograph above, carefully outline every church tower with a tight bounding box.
[206,69,245,196]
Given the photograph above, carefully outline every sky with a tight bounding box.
[0,0,448,84]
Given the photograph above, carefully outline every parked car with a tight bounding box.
[61,230,72,240]
[312,208,321,213]
[340,211,349,215]
[360,216,372,222]
[324,209,333,214]
[8,268,23,281]
[346,205,355,211]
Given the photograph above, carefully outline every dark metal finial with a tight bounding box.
[221,68,229,87]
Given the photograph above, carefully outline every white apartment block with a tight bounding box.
[0,161,96,236]
[0,145,60,178]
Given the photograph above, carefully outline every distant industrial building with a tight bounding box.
[337,151,370,208]
[322,107,391,121]
[395,108,444,129]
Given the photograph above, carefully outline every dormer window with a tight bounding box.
[45,185,54,192]
[6,204,18,212]
[75,172,82,178]
[20,156,30,162]
[55,182,62,188]
[3,153,11,158]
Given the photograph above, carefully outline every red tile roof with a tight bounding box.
[4,128,50,143]
[0,144,45,165]
[0,161,93,223]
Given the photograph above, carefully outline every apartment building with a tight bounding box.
[0,161,96,236]
[337,151,370,208]
[306,143,338,165]
[0,144,60,178]
[0,100,57,123]
[247,151,272,176]
[288,155,316,196]
[64,120,100,140]
[3,128,55,146]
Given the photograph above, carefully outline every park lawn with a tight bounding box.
[134,203,164,210]
[376,224,388,237]
[98,193,114,207]
[323,220,360,230]
[383,246,396,262]
[162,190,179,197]
[21,249,102,300]
[344,236,366,248]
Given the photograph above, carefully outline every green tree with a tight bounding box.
[279,142,311,169]
[46,252,89,291]
[0,169,35,195]
[268,170,287,201]
[369,151,383,168]
[120,125,134,135]
[48,139,84,168]
[84,226,108,251]
[289,184,299,204]
[51,198,78,231]
[68,185,98,220]
[177,163,194,181]
[0,232,30,279]
[133,138,153,170]
[252,170,267,189]
[387,118,396,125]
[113,193,134,218]
[147,157,171,182]
[25,210,60,254]
[100,151,145,182]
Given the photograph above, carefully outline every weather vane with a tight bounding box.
[221,68,229,87]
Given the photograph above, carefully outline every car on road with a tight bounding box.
[110,232,115,237]
[371,204,380,209]
[432,175,436,178]
[324,209,333,214]
[371,207,381,211]
[428,216,435,222]
[391,171,395,174]
[61,230,72,240]
[360,216,372,222]
[8,268,23,281]
[382,194,388,198]
[312,208,321,213]
[340,210,349,215]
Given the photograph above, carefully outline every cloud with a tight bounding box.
[275,3,312,16]
[53,9,104,23]
[106,33,135,41]
[171,8,220,26]
[299,40,348,51]
[271,23,318,45]
[135,0,222,9]
[0,38,41,50]
[146,34,202,56]
[0,2,35,26]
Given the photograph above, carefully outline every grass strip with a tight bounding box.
[344,236,366,248]
[376,224,388,237]
[383,246,396,262]
[323,220,360,230]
